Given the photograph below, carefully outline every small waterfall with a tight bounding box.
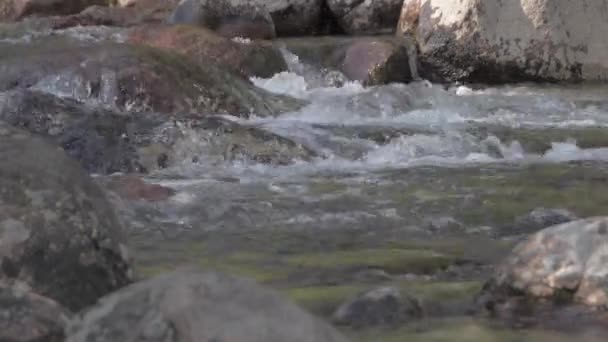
[403,35,421,81]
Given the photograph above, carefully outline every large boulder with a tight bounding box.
[0,90,315,174]
[0,0,107,22]
[0,36,301,117]
[128,24,287,78]
[168,0,276,39]
[327,0,404,34]
[66,270,350,342]
[0,280,71,342]
[0,122,132,311]
[479,217,608,312]
[398,0,608,83]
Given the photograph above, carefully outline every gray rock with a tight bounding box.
[0,122,133,311]
[513,208,578,234]
[332,286,422,328]
[327,0,403,34]
[0,90,316,174]
[398,0,608,83]
[168,0,276,39]
[480,217,608,310]
[66,269,350,342]
[0,280,71,342]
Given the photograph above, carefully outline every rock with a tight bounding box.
[398,0,608,83]
[66,270,350,342]
[0,90,315,173]
[513,208,578,234]
[128,24,287,78]
[0,0,108,22]
[0,90,149,174]
[327,0,403,34]
[480,217,608,311]
[332,286,422,328]
[263,0,322,36]
[0,36,302,117]
[0,280,71,342]
[168,0,276,40]
[280,36,413,85]
[0,122,132,311]
[106,175,176,201]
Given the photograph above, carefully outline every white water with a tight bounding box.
[150,51,608,183]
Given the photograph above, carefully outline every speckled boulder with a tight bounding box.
[479,217,608,311]
[0,122,133,311]
[398,0,608,83]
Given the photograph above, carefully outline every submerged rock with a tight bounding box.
[168,0,276,39]
[327,0,403,34]
[66,270,350,342]
[0,0,107,22]
[0,36,301,117]
[398,0,608,83]
[128,24,287,78]
[512,208,578,234]
[105,175,176,202]
[0,122,132,311]
[332,286,422,328]
[479,217,608,312]
[0,280,71,342]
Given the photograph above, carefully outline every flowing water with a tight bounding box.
[6,26,608,340]
[121,48,608,340]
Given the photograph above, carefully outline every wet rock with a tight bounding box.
[66,269,350,342]
[398,0,608,83]
[106,175,176,201]
[332,286,422,328]
[342,39,413,85]
[168,0,276,40]
[479,217,608,312]
[0,0,108,22]
[327,0,403,34]
[0,90,149,174]
[0,122,132,311]
[281,36,413,85]
[0,280,71,342]
[0,36,301,117]
[0,91,314,173]
[67,0,180,27]
[128,24,287,78]
[512,208,578,234]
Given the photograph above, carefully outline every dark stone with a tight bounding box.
[332,287,422,328]
[0,280,71,342]
[0,90,315,174]
[168,0,276,39]
[66,270,349,342]
[0,122,133,311]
